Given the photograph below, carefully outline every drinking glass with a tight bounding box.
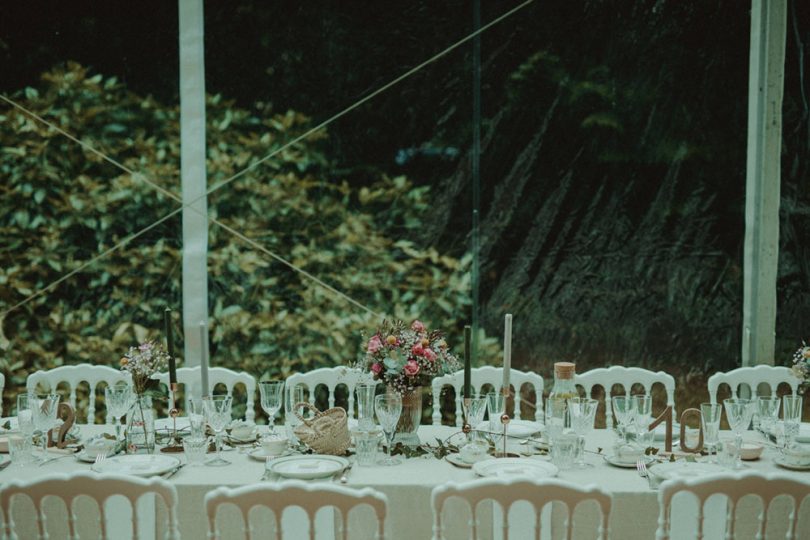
[568,397,598,467]
[187,398,206,439]
[16,394,34,442]
[723,398,753,469]
[104,384,132,442]
[182,436,208,466]
[355,431,379,467]
[356,383,377,431]
[550,432,579,470]
[285,385,305,447]
[611,396,635,443]
[700,402,722,462]
[259,381,284,435]
[29,393,60,460]
[632,395,654,448]
[756,396,780,433]
[782,395,804,449]
[374,394,402,466]
[545,397,569,443]
[8,435,32,467]
[203,395,233,466]
[486,392,506,447]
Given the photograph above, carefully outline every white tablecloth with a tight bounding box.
[1,426,808,539]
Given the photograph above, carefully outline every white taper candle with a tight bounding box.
[199,321,209,398]
[502,313,512,393]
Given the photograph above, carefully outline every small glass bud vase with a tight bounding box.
[126,395,156,454]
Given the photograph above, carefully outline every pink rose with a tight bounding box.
[371,363,383,375]
[367,335,383,354]
[411,320,426,333]
[403,360,420,377]
[423,348,437,362]
[411,343,425,357]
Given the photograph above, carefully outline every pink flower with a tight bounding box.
[411,320,426,333]
[423,348,437,362]
[371,363,383,375]
[404,360,421,377]
[411,343,425,357]
[367,335,383,354]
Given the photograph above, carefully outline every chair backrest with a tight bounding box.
[656,471,810,540]
[26,364,132,424]
[431,477,611,540]
[286,367,374,419]
[574,366,676,428]
[707,365,800,403]
[0,471,179,540]
[205,480,388,540]
[431,366,544,426]
[153,366,257,422]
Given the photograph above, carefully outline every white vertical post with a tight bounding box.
[179,0,209,371]
[743,0,786,367]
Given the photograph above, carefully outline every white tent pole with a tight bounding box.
[742,0,786,367]
[179,0,209,381]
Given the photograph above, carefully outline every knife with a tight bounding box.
[162,463,185,479]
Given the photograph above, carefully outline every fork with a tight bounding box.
[636,458,654,489]
[94,453,107,467]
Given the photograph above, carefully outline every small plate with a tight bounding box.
[248,448,292,461]
[268,455,349,480]
[476,420,543,438]
[796,423,810,444]
[603,454,655,468]
[445,453,473,469]
[472,458,558,479]
[155,418,191,431]
[92,454,180,477]
[774,457,810,471]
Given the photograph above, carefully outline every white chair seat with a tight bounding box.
[431,366,544,426]
[205,480,388,540]
[707,365,800,403]
[26,364,132,424]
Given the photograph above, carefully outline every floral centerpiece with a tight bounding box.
[120,340,169,452]
[791,343,810,390]
[358,319,460,445]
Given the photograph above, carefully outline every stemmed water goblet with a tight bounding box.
[104,384,132,443]
[375,394,402,466]
[259,381,284,435]
[755,396,780,438]
[203,395,233,466]
[700,402,722,463]
[782,395,804,449]
[486,391,506,448]
[568,397,598,467]
[612,396,635,444]
[631,395,654,449]
[29,393,60,460]
[723,397,753,469]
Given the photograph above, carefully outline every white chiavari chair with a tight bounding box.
[656,471,810,540]
[153,366,257,422]
[26,364,132,424]
[431,366,544,426]
[205,481,388,540]
[0,471,179,539]
[575,366,675,428]
[707,365,800,403]
[286,367,374,419]
[431,477,611,540]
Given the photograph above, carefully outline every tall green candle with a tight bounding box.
[463,325,472,399]
[164,307,177,385]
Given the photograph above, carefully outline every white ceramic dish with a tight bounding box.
[472,458,558,479]
[91,454,180,477]
[774,456,810,471]
[653,422,681,442]
[445,453,473,469]
[248,448,293,462]
[796,423,810,444]
[724,441,764,461]
[155,418,191,431]
[268,455,349,480]
[649,461,725,481]
[603,454,655,468]
[476,420,543,438]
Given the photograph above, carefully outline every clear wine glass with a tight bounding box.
[104,384,132,442]
[203,395,233,466]
[700,402,722,463]
[611,396,635,443]
[723,398,753,469]
[259,381,284,435]
[568,397,598,467]
[29,393,60,460]
[375,394,402,466]
[632,395,653,448]
[755,396,780,438]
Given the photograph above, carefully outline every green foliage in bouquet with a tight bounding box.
[0,63,499,416]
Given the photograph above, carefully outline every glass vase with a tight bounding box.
[126,395,155,454]
[389,386,421,447]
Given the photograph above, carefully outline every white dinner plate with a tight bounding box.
[268,455,348,480]
[91,454,180,477]
[774,457,810,471]
[476,420,543,439]
[648,461,725,481]
[653,422,681,442]
[603,454,655,468]
[472,458,558,479]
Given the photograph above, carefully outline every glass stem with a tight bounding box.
[735,432,742,467]
[216,432,222,459]
[42,430,48,457]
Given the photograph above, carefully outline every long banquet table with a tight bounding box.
[1,424,808,539]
